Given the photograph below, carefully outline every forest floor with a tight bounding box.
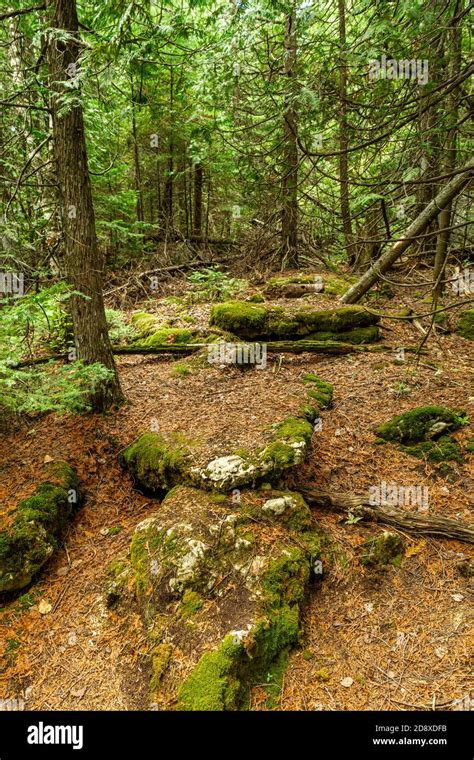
[0,269,473,711]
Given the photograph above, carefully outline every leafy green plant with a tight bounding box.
[0,359,115,415]
[186,267,246,303]
[105,309,135,343]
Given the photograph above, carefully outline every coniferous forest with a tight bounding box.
[0,0,473,743]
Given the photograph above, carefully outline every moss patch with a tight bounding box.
[400,435,464,463]
[177,546,310,710]
[121,432,192,494]
[375,406,466,445]
[301,373,333,409]
[360,532,404,569]
[210,301,379,341]
[0,462,80,593]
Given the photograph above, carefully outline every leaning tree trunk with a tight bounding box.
[280,9,298,268]
[340,157,474,304]
[47,0,123,410]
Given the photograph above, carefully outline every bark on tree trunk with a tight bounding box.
[337,0,355,267]
[340,157,474,304]
[433,3,462,296]
[131,81,144,223]
[281,10,298,268]
[193,162,203,239]
[46,0,123,410]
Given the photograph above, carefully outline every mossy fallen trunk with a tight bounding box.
[209,301,380,341]
[0,462,81,593]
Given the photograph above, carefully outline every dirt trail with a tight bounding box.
[0,295,473,711]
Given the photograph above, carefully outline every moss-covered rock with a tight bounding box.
[360,531,404,569]
[210,301,379,342]
[0,462,80,593]
[192,415,314,490]
[456,309,474,340]
[108,486,322,710]
[301,373,333,409]
[260,492,313,532]
[130,311,160,337]
[121,432,192,493]
[375,406,466,445]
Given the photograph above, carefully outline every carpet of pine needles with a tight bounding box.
[0,272,472,711]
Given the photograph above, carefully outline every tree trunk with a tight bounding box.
[47,0,123,410]
[337,0,355,267]
[433,3,462,296]
[193,162,203,239]
[281,10,298,268]
[131,81,144,223]
[301,486,474,544]
[340,157,474,304]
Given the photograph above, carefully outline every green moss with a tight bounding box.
[246,293,266,303]
[172,363,192,377]
[360,531,404,568]
[375,406,466,445]
[121,432,191,494]
[177,545,312,710]
[400,435,463,462]
[209,301,269,338]
[179,590,204,618]
[465,437,474,453]
[210,301,379,340]
[144,327,196,347]
[105,558,132,607]
[0,462,80,593]
[314,667,331,681]
[130,521,174,599]
[323,275,357,296]
[131,312,159,337]
[261,416,313,470]
[305,325,379,344]
[150,642,173,692]
[301,374,333,409]
[177,635,244,710]
[456,309,474,340]
[259,649,289,708]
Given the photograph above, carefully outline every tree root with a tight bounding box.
[300,486,474,544]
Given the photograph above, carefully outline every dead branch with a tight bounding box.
[300,486,474,544]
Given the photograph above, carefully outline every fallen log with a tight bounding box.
[10,340,427,368]
[300,486,474,544]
